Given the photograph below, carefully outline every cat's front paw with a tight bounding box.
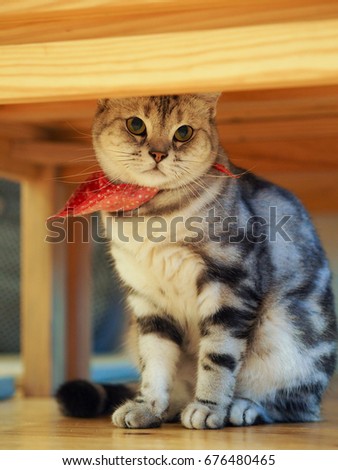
[112,400,163,429]
[181,401,226,429]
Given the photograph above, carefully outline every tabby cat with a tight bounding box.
[57,93,337,429]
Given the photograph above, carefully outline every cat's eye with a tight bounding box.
[174,125,193,142]
[126,117,146,136]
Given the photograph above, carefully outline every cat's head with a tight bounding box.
[92,94,220,189]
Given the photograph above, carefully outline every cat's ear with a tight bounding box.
[196,93,221,117]
[96,98,110,114]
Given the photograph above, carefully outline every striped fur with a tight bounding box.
[58,94,337,429]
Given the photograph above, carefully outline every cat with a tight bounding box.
[57,93,337,429]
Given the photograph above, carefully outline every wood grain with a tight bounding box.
[0,376,337,450]
[21,168,56,396]
[1,0,338,45]
[0,100,97,123]
[0,139,41,181]
[11,141,95,166]
[20,169,75,396]
[219,86,338,121]
[223,139,338,171]
[219,118,338,142]
[1,19,338,104]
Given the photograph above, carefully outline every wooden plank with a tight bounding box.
[1,0,338,45]
[219,86,338,121]
[224,138,338,172]
[218,117,338,143]
[1,19,338,104]
[11,140,95,166]
[0,100,97,123]
[1,86,338,123]
[5,0,337,15]
[0,122,48,140]
[0,139,41,181]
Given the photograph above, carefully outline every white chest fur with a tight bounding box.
[104,211,223,354]
[111,236,205,320]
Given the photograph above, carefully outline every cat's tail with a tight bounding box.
[56,380,135,418]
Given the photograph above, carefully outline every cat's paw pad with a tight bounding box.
[181,402,225,429]
[228,398,272,426]
[112,400,162,429]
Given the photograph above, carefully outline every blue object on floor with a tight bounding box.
[90,361,139,384]
[0,377,15,400]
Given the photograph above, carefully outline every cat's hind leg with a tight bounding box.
[227,397,273,426]
[227,381,326,427]
[262,383,324,423]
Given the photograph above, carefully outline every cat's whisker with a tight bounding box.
[177,164,225,211]
[47,162,104,184]
[168,168,197,205]
[208,150,257,175]
[106,147,139,156]
[177,181,198,207]
[63,156,97,165]
[194,180,225,211]
[65,121,93,138]
[50,174,101,184]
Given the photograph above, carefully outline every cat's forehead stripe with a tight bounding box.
[146,95,180,124]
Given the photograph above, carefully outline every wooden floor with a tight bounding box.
[1,377,337,450]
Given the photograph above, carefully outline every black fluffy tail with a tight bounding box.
[56,380,135,418]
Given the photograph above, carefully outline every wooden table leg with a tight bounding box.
[21,169,91,396]
[65,216,92,381]
[21,167,63,396]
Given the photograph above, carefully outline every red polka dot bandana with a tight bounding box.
[48,164,239,220]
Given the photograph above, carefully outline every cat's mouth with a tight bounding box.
[132,163,180,190]
[141,164,167,177]
[146,167,166,175]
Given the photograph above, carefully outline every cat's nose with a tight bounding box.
[148,150,168,163]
